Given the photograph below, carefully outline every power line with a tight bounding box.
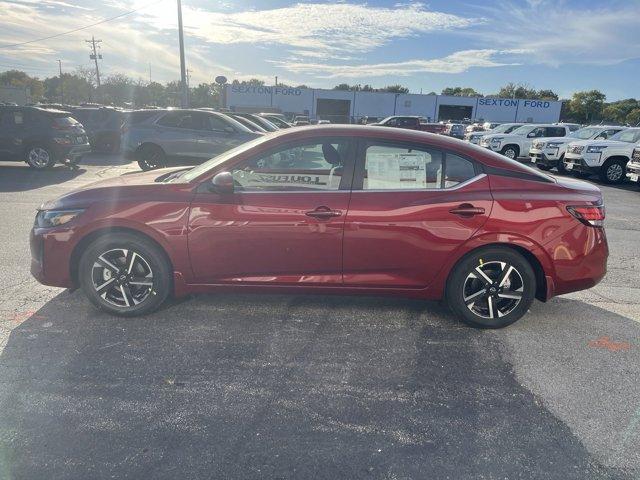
[0,0,162,49]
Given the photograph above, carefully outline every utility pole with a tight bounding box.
[58,59,64,104]
[275,76,278,86]
[176,0,188,107]
[85,36,102,88]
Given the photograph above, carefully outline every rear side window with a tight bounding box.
[126,111,159,125]
[156,111,189,128]
[362,144,476,190]
[51,116,77,127]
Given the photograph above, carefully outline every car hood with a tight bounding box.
[482,133,523,141]
[536,136,570,144]
[39,167,189,210]
[566,139,628,148]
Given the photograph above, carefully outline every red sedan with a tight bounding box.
[30,126,607,328]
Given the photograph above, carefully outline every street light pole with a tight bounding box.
[177,0,188,108]
[58,59,64,104]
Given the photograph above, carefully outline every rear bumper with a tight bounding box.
[544,224,608,298]
[52,143,91,164]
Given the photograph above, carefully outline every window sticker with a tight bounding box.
[366,152,437,189]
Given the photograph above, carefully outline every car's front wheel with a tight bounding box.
[78,233,171,316]
[446,247,536,328]
[500,145,519,160]
[600,159,626,184]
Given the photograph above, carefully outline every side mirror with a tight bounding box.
[210,171,234,194]
[595,134,606,140]
[527,132,537,138]
[224,126,235,134]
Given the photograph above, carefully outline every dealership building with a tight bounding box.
[224,84,563,124]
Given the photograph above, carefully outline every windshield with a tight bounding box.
[492,124,520,134]
[180,135,268,182]
[569,127,604,139]
[610,129,640,143]
[510,125,536,135]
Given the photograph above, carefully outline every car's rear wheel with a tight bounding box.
[600,159,626,184]
[78,233,171,316]
[136,144,166,171]
[446,247,536,328]
[500,145,519,160]
[536,164,551,171]
[26,145,56,169]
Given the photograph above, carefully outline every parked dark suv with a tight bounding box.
[0,106,90,169]
[70,107,125,153]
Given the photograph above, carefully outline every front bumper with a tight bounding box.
[563,156,599,175]
[30,226,75,288]
[530,148,561,167]
[627,161,640,183]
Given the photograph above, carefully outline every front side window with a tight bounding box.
[512,125,535,136]
[157,111,207,129]
[231,140,350,192]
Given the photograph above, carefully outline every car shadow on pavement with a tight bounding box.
[0,164,85,192]
[0,291,633,480]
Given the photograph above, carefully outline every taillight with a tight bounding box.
[567,205,605,227]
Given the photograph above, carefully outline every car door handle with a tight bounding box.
[305,207,342,219]
[449,204,485,216]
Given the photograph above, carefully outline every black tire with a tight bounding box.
[573,171,591,179]
[25,145,56,169]
[556,155,567,174]
[78,232,171,317]
[445,247,536,328]
[599,159,626,184]
[536,164,551,171]
[136,144,166,171]
[500,145,519,160]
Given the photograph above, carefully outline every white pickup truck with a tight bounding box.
[563,128,640,183]
[480,124,571,160]
[465,123,524,145]
[529,125,626,173]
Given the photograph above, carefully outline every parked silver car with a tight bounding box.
[122,109,261,170]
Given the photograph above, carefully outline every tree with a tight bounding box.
[43,73,93,104]
[569,90,607,123]
[380,84,409,94]
[333,83,352,91]
[231,78,265,88]
[494,83,558,101]
[190,82,220,108]
[627,108,640,126]
[0,70,44,101]
[441,87,482,97]
[603,98,638,124]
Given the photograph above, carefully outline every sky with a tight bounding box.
[0,0,639,100]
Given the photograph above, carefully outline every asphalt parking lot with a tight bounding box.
[0,154,638,479]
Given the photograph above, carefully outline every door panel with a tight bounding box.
[343,141,492,288]
[188,192,350,284]
[187,137,356,285]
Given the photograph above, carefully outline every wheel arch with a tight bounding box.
[69,226,174,288]
[444,242,548,302]
[501,144,520,156]
[135,142,166,156]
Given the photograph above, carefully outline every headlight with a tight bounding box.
[491,137,503,143]
[35,209,84,228]
[546,142,563,148]
[586,145,608,153]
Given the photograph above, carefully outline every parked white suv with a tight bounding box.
[563,128,640,183]
[465,123,524,145]
[480,124,570,160]
[530,125,626,173]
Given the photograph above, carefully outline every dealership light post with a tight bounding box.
[177,0,188,108]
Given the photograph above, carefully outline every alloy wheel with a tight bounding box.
[91,248,154,308]
[606,163,623,182]
[28,148,50,168]
[503,148,516,159]
[463,261,524,319]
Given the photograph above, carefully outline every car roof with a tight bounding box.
[240,124,554,176]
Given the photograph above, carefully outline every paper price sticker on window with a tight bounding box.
[366,152,433,189]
